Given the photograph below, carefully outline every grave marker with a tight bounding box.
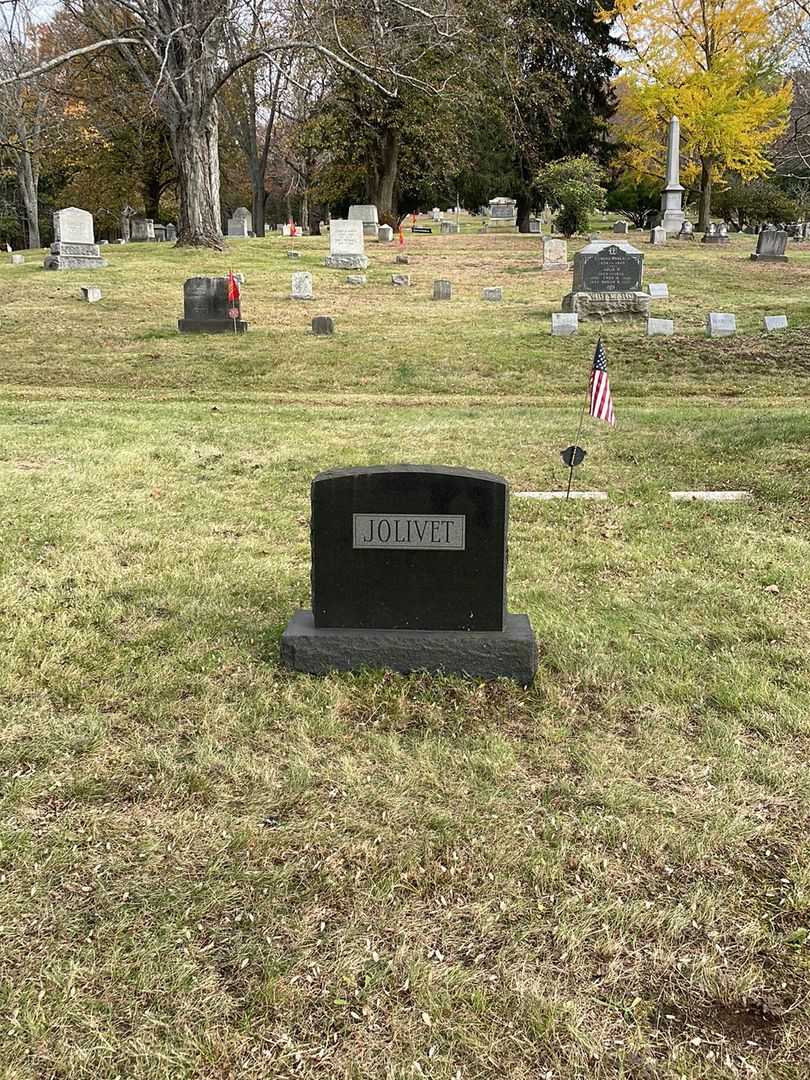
[432,279,452,300]
[178,276,247,333]
[44,208,107,270]
[751,230,788,262]
[280,465,537,683]
[324,219,368,269]
[292,271,313,300]
[706,312,736,337]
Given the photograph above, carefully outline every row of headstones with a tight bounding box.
[615,219,791,259]
[289,272,502,301]
[127,218,176,242]
[550,312,789,336]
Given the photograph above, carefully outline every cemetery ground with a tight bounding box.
[0,228,809,1079]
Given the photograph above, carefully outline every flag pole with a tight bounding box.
[566,335,598,500]
[229,268,237,336]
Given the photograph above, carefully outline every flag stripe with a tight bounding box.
[588,338,615,426]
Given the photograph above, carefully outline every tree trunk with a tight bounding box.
[376,128,399,219]
[698,158,713,231]
[16,151,40,249]
[142,174,162,221]
[170,102,223,249]
[251,179,266,238]
[516,191,531,233]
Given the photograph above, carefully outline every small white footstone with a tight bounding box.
[670,491,752,502]
[515,491,608,501]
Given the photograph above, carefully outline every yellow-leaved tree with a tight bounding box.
[606,0,793,227]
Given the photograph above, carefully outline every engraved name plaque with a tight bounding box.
[353,514,465,550]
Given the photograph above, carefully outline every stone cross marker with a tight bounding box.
[44,208,108,270]
[178,276,247,333]
[324,219,368,269]
[280,465,537,683]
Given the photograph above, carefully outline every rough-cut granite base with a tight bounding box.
[178,318,248,334]
[750,254,788,263]
[561,290,651,321]
[44,240,108,271]
[700,236,730,245]
[324,254,368,270]
[281,609,537,685]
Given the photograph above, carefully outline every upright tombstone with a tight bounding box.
[280,465,537,683]
[227,207,252,237]
[440,220,460,235]
[324,219,368,269]
[44,208,108,270]
[291,271,313,300]
[528,218,542,234]
[678,220,695,241]
[432,208,442,222]
[541,237,568,271]
[701,222,729,245]
[378,224,394,243]
[165,223,177,242]
[561,241,650,321]
[660,116,686,236]
[177,276,247,333]
[613,221,630,234]
[153,224,167,242]
[487,196,517,228]
[432,279,452,300]
[348,204,380,238]
[650,225,667,245]
[130,217,155,242]
[751,229,788,263]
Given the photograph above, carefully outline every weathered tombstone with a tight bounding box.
[391,274,411,286]
[647,317,674,336]
[177,276,247,333]
[10,253,24,265]
[706,312,736,337]
[292,271,313,300]
[678,221,695,240]
[280,465,537,683]
[440,220,460,235]
[541,237,568,271]
[763,314,788,331]
[528,219,541,234]
[482,287,502,301]
[130,217,155,242]
[287,250,300,258]
[432,279,452,300]
[324,219,368,269]
[751,230,788,263]
[487,197,517,227]
[378,224,394,243]
[396,254,410,264]
[551,312,578,336]
[312,316,334,336]
[432,208,441,221]
[348,204,379,238]
[166,223,177,241]
[44,208,108,270]
[561,241,649,321]
[701,222,728,245]
[613,221,629,234]
[227,206,252,237]
[79,285,102,302]
[650,225,667,245]
[346,274,367,285]
[648,282,669,298]
[153,224,167,242]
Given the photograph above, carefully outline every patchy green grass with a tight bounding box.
[0,229,808,1079]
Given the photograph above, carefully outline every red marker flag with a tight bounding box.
[227,270,240,320]
[398,227,405,248]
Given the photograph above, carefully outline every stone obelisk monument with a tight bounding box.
[660,116,686,235]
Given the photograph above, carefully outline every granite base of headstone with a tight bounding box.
[178,276,247,333]
[560,241,650,322]
[280,465,537,684]
[44,208,108,271]
[751,230,788,262]
[312,316,334,336]
[432,279,452,300]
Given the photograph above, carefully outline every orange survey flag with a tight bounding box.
[398,227,405,248]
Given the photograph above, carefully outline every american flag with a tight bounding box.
[589,337,615,426]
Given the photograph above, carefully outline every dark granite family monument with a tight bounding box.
[178,276,247,333]
[751,229,788,263]
[561,241,650,321]
[281,465,537,683]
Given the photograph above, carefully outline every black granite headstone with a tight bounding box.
[578,244,642,292]
[178,276,248,333]
[281,464,536,682]
[751,229,788,262]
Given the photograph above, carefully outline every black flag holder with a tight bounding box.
[562,395,589,500]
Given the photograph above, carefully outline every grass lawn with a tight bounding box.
[0,225,808,1079]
